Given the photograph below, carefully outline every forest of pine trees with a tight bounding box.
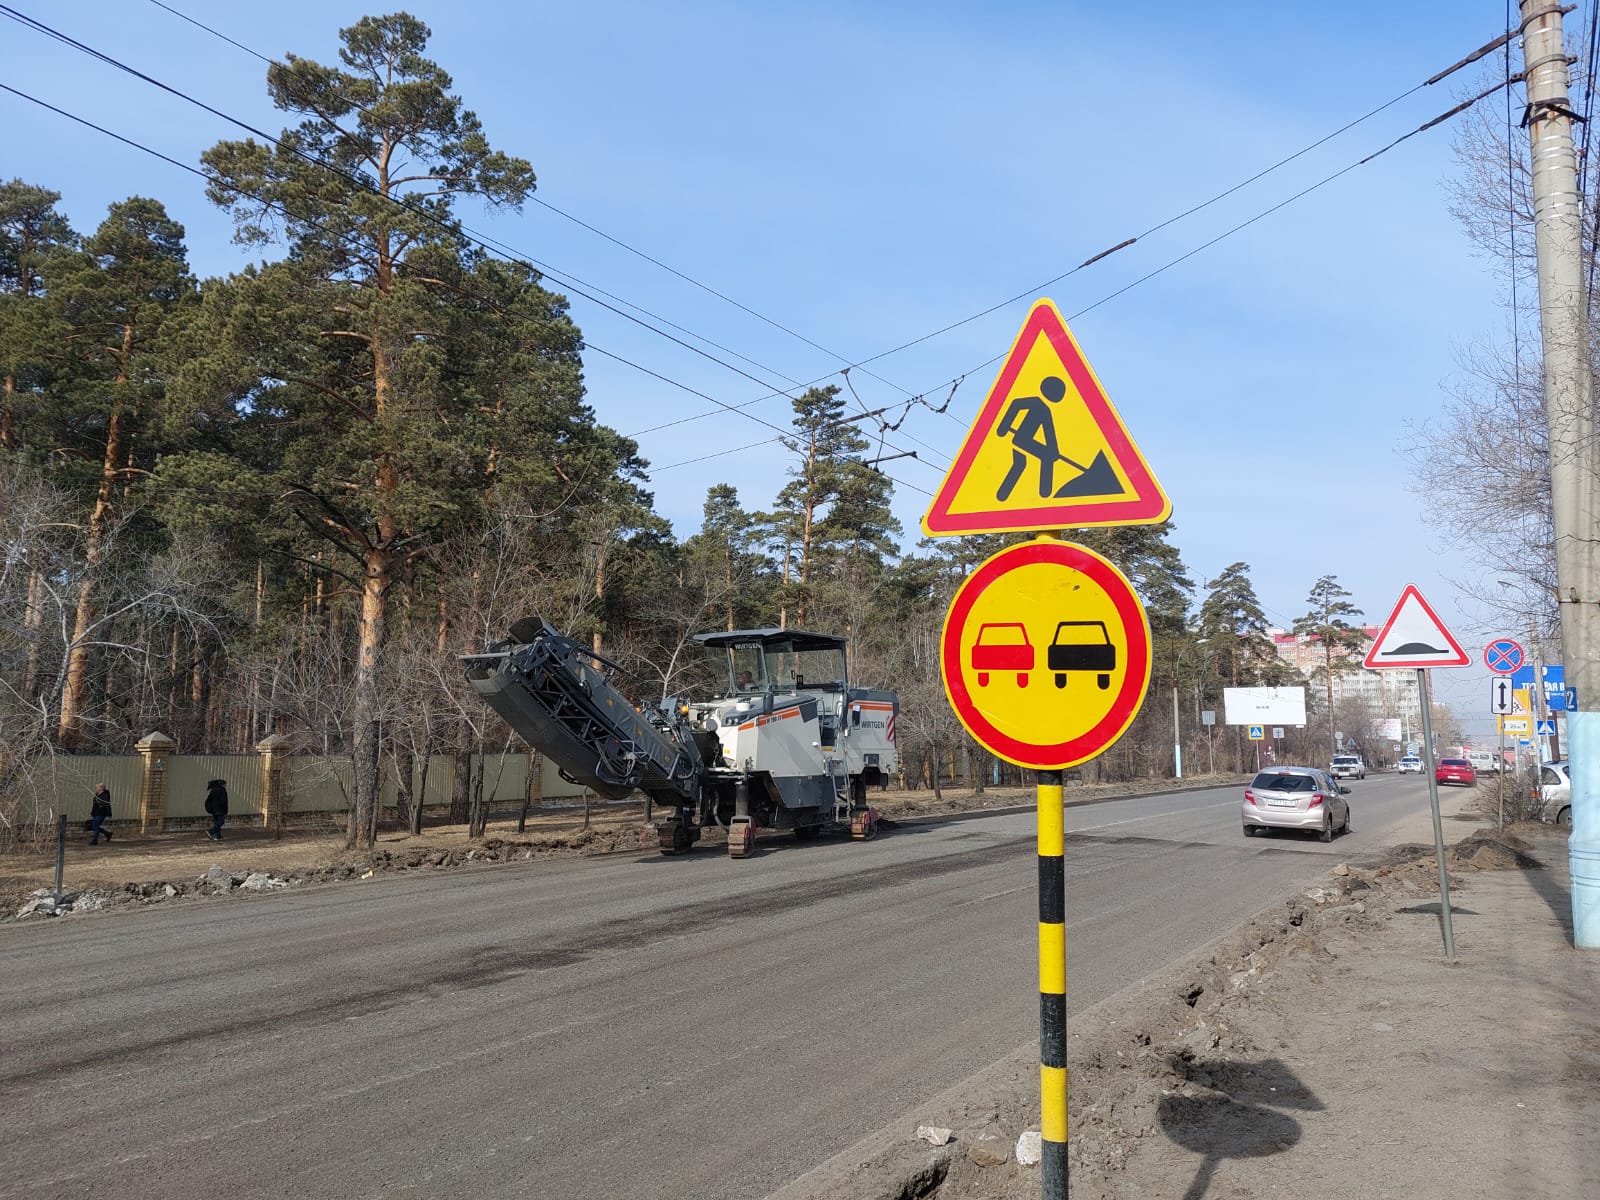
[0,14,1404,845]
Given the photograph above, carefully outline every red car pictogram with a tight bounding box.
[971,622,1034,687]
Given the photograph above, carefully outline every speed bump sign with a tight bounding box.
[941,537,1152,769]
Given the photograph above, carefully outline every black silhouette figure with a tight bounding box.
[994,376,1126,502]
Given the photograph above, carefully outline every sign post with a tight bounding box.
[925,299,1168,1200]
[1366,584,1470,961]
[1491,674,1513,827]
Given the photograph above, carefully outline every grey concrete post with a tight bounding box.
[1520,1,1600,946]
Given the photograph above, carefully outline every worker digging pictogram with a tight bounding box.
[942,538,1152,770]
[994,376,1125,502]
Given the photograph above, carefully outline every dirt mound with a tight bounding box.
[1448,832,1543,871]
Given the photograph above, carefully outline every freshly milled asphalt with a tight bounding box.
[1,773,1436,1199]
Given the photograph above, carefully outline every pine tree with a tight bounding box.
[0,180,75,452]
[45,198,196,748]
[763,385,894,628]
[180,14,553,844]
[1294,574,1366,758]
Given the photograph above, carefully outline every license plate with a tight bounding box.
[1266,798,1296,808]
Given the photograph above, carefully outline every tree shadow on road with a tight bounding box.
[1156,1055,1323,1200]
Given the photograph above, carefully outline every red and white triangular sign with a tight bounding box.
[921,299,1169,536]
[1364,584,1469,669]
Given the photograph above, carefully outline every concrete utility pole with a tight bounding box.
[1520,2,1600,946]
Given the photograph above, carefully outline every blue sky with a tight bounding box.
[4,1,1532,731]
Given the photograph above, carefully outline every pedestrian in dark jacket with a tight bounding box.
[89,783,114,845]
[204,779,229,842]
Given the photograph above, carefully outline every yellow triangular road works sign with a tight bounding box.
[922,299,1170,536]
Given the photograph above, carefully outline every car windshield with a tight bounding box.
[1252,772,1317,792]
[1333,757,1358,765]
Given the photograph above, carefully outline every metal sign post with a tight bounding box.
[1037,769,1067,1199]
[1416,669,1457,961]
[925,301,1169,1199]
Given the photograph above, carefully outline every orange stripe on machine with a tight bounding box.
[736,706,803,732]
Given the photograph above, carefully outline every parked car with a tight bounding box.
[1330,755,1366,780]
[1537,760,1571,827]
[1436,757,1476,787]
[1396,755,1423,775]
[1243,766,1351,842]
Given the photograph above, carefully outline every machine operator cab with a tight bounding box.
[693,628,898,787]
[707,628,849,699]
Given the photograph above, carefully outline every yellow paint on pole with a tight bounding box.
[1039,922,1066,993]
[1040,1064,1068,1141]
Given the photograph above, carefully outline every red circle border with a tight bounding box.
[941,540,1152,769]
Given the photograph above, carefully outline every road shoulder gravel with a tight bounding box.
[769,818,1599,1200]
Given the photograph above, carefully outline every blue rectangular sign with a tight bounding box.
[1511,664,1567,709]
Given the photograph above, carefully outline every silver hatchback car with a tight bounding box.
[1243,766,1351,842]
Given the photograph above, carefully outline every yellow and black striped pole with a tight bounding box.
[1038,768,1067,1197]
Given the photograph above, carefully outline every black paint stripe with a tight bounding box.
[1040,991,1067,1067]
[1038,854,1064,923]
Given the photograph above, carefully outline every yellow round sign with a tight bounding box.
[941,538,1152,769]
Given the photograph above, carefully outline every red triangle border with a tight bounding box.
[922,300,1170,535]
[1363,583,1470,669]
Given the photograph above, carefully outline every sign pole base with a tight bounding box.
[1038,769,1067,1198]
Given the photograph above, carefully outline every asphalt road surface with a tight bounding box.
[2,772,1443,1199]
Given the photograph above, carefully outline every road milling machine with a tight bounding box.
[462,619,899,857]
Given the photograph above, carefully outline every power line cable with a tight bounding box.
[0,5,944,484]
[133,0,957,457]
[913,73,1528,445]
[27,4,1518,493]
[0,77,935,500]
[139,0,1514,444]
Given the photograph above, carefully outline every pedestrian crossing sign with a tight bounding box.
[922,299,1170,536]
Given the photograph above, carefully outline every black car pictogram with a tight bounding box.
[1047,621,1116,690]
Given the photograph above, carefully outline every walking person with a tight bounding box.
[89,783,114,845]
[204,778,229,842]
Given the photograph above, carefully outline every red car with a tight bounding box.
[971,622,1033,687]
[1435,757,1476,787]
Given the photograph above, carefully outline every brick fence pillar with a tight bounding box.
[135,732,174,835]
[256,734,291,829]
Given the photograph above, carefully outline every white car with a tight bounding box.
[1538,761,1571,827]
[1244,766,1352,842]
[1330,755,1366,780]
[1396,755,1423,774]
[1466,750,1501,775]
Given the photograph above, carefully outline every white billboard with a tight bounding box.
[1223,686,1307,727]
[1377,718,1403,741]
